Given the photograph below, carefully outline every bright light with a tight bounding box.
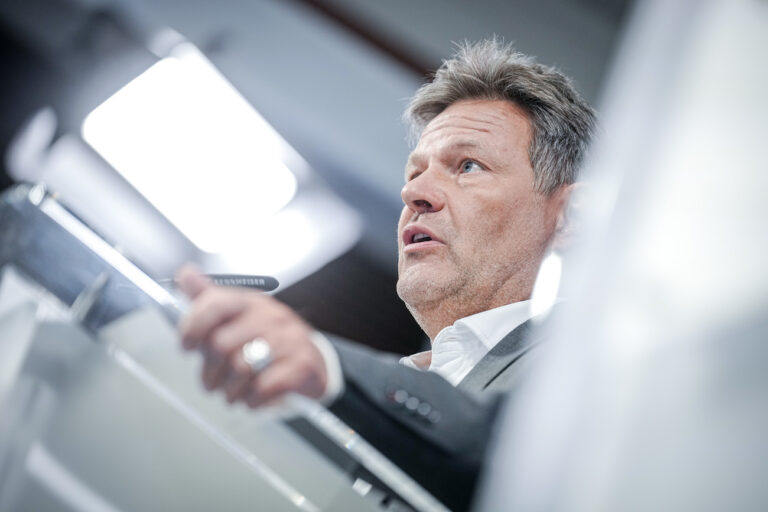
[218,191,362,286]
[530,252,562,318]
[82,43,297,253]
[222,208,319,276]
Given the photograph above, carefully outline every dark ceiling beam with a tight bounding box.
[286,0,435,78]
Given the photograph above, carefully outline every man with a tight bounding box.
[178,39,595,510]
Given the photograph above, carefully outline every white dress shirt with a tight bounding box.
[315,300,535,403]
[400,301,534,386]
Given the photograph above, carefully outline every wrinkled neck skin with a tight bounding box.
[403,268,538,342]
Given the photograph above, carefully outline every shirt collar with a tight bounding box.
[450,300,533,352]
[400,300,533,372]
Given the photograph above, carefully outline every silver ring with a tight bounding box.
[241,338,272,373]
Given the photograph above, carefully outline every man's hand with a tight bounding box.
[176,264,328,407]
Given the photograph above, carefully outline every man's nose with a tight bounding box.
[401,168,446,214]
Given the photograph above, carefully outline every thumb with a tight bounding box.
[175,263,212,299]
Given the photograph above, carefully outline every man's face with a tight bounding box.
[396,99,567,325]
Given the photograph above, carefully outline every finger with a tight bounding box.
[244,362,299,408]
[204,296,307,360]
[201,347,230,391]
[175,263,212,299]
[240,323,324,407]
[223,366,254,403]
[208,309,273,356]
[232,306,313,361]
[222,341,258,402]
[202,316,271,398]
[244,354,325,408]
[179,288,248,350]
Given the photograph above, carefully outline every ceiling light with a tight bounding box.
[82,42,298,253]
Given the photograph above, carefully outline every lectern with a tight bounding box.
[0,184,448,512]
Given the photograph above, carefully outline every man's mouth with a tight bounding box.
[402,226,442,251]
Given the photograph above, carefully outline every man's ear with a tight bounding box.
[552,182,587,252]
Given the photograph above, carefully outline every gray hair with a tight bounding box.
[404,39,596,194]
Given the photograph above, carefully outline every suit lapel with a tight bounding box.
[456,319,542,393]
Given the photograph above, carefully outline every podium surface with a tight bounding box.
[0,184,448,512]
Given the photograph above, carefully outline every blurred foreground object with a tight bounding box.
[2,0,361,288]
[479,0,768,510]
[0,184,447,511]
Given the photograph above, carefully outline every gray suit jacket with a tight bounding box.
[458,319,546,395]
[327,318,547,511]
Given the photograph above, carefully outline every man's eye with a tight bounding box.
[460,160,483,173]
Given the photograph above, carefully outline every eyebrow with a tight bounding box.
[452,141,482,150]
[406,140,482,168]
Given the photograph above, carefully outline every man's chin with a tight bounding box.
[397,272,452,308]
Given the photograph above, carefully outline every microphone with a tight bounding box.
[159,274,279,292]
[206,274,279,291]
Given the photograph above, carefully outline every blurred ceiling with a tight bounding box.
[0,0,632,353]
[112,0,630,265]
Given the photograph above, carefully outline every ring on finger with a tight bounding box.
[241,337,272,374]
